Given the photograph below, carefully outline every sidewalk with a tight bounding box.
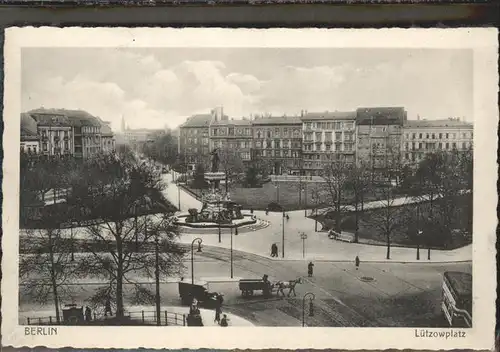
[162,175,472,263]
[19,305,254,327]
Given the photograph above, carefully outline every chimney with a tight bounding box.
[417,114,420,121]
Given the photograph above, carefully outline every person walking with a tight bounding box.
[220,314,229,327]
[104,298,113,317]
[84,306,92,322]
[355,255,360,270]
[308,261,314,277]
[214,304,222,324]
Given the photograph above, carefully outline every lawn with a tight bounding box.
[318,194,472,250]
[185,181,387,211]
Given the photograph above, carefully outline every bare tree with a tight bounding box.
[73,154,185,319]
[369,185,407,259]
[346,163,372,243]
[320,156,352,233]
[219,145,245,194]
[20,227,79,323]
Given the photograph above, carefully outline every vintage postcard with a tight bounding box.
[2,27,498,349]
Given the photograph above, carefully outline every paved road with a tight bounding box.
[19,246,471,327]
[162,173,472,263]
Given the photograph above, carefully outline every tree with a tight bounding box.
[369,184,407,259]
[219,146,245,194]
[320,156,352,233]
[192,163,208,190]
[73,154,186,320]
[244,164,260,187]
[345,163,372,243]
[20,227,79,323]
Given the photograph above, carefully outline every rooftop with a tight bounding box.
[404,119,473,129]
[180,114,212,128]
[211,118,252,126]
[20,113,38,135]
[356,107,407,125]
[252,115,302,125]
[302,111,356,121]
[28,108,101,127]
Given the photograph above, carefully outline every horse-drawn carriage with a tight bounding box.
[238,275,302,298]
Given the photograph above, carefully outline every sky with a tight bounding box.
[22,48,473,131]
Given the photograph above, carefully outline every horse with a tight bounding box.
[275,277,303,297]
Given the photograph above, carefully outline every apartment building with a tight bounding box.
[210,118,253,163]
[251,115,303,175]
[20,113,41,156]
[178,112,215,172]
[26,108,116,159]
[402,118,473,166]
[301,111,357,176]
[356,107,407,182]
[29,111,74,157]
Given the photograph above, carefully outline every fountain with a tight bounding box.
[173,148,259,232]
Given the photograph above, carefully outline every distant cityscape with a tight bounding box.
[178,106,473,178]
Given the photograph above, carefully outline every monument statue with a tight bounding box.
[210,148,220,173]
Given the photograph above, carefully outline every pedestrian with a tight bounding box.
[214,304,222,324]
[271,243,278,257]
[355,255,360,270]
[104,298,113,317]
[308,261,314,277]
[265,208,269,215]
[84,306,92,322]
[286,214,290,221]
[220,314,229,327]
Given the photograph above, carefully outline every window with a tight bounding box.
[275,128,279,135]
[274,150,280,157]
[345,143,353,152]
[446,133,449,139]
[335,132,342,140]
[432,133,436,139]
[257,131,261,138]
[315,132,322,140]
[412,133,416,139]
[451,133,456,139]
[452,142,457,149]
[439,133,442,139]
[284,128,288,135]
[412,142,415,150]
[419,133,423,139]
[438,142,442,149]
[462,142,466,149]
[325,132,332,141]
[256,141,261,148]
[404,142,409,150]
[305,122,311,130]
[325,145,331,151]
[334,122,342,130]
[240,141,245,148]
[275,140,281,149]
[418,142,423,149]
[43,143,48,151]
[445,142,450,149]
[267,131,271,138]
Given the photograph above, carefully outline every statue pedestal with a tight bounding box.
[204,172,226,197]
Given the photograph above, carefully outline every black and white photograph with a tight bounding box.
[2,28,497,350]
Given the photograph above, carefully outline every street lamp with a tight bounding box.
[304,182,308,218]
[218,201,222,243]
[300,232,308,259]
[230,227,234,279]
[282,210,285,259]
[302,292,316,327]
[416,230,422,260]
[274,183,280,203]
[190,238,203,285]
[154,234,161,326]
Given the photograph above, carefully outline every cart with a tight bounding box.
[239,279,275,297]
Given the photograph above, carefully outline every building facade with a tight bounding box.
[29,112,74,158]
[402,118,473,166]
[301,111,357,176]
[251,116,303,175]
[210,118,253,163]
[25,108,116,159]
[178,113,213,172]
[355,107,407,182]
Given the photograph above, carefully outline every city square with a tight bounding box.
[17,46,474,329]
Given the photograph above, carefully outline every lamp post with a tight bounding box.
[302,292,316,327]
[191,238,203,285]
[177,181,181,211]
[154,233,161,326]
[274,183,280,203]
[218,201,222,243]
[281,210,285,258]
[312,193,318,232]
[304,181,308,217]
[300,232,308,259]
[230,227,234,279]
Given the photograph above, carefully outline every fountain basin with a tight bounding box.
[173,213,257,229]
